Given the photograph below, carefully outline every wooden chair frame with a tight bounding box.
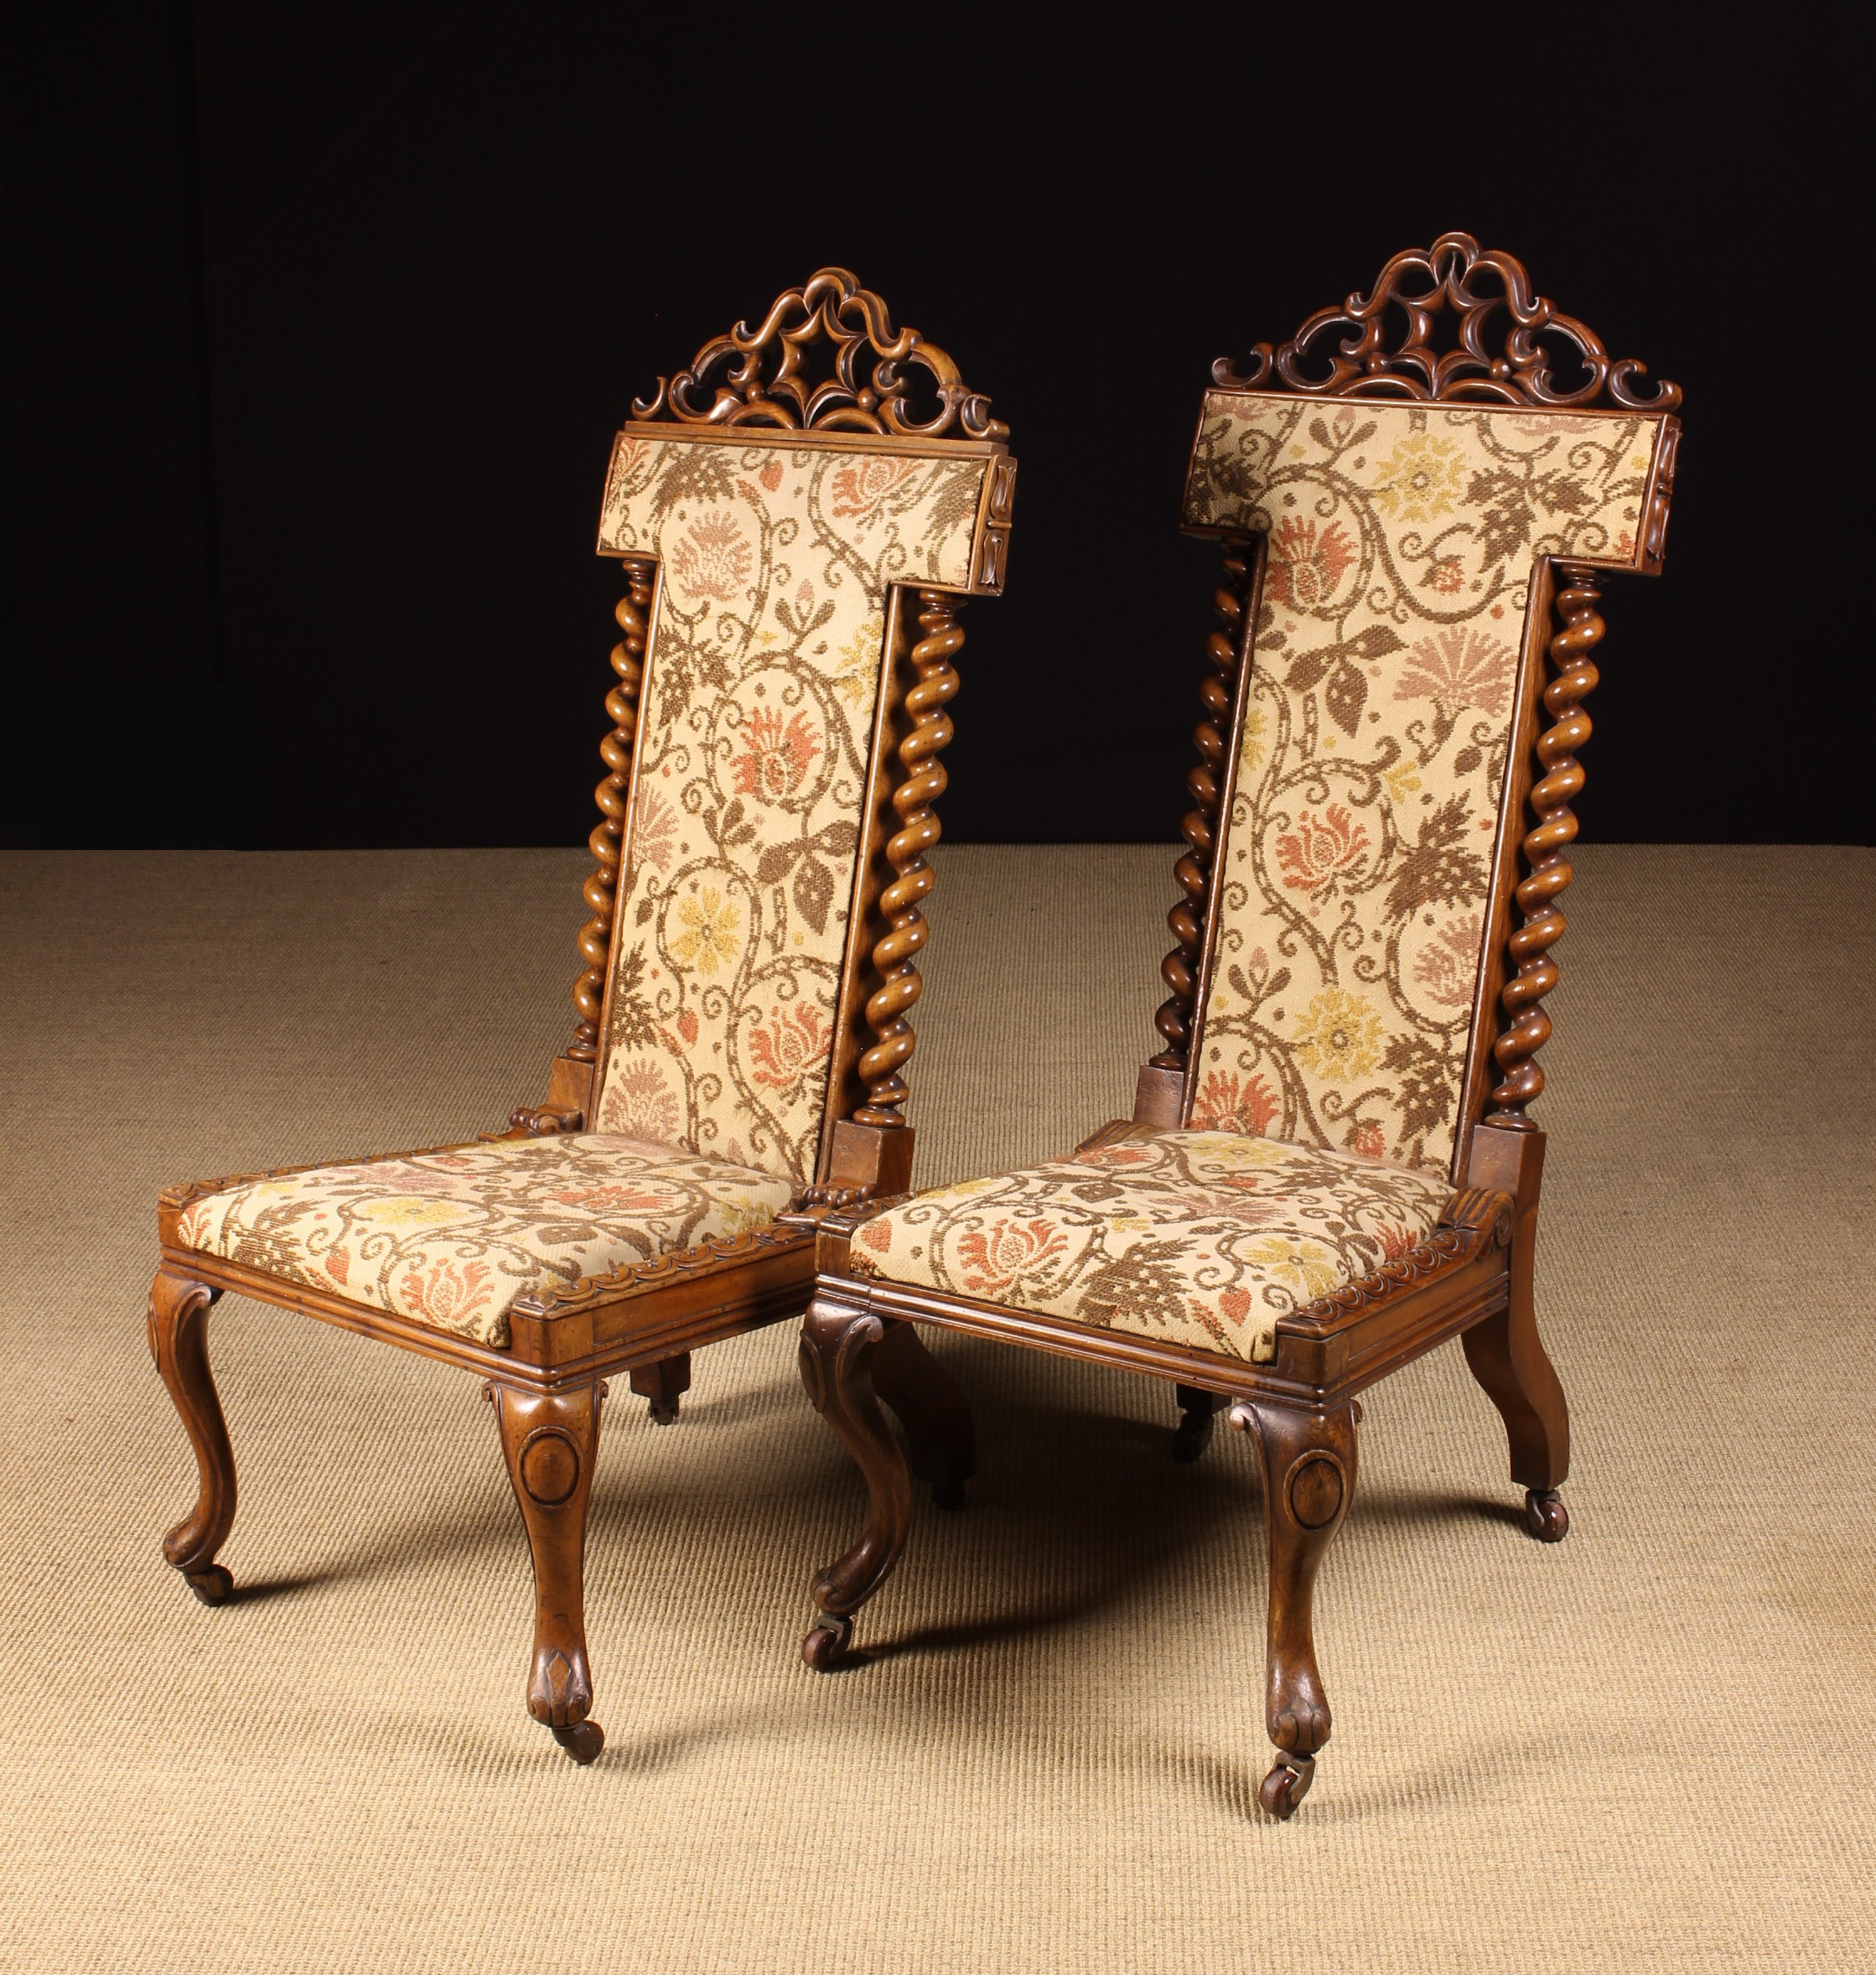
[148,269,1014,1762]
[792,235,1682,1815]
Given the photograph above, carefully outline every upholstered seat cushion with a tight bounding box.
[172,1134,797,1348]
[846,1130,1456,1364]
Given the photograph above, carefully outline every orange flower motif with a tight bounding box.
[748,1001,832,1094]
[828,455,920,521]
[1267,516,1355,609]
[667,511,754,602]
[1345,1121,1387,1160]
[1190,1069,1279,1136]
[1218,1286,1253,1327]
[953,1217,1067,1297]
[1395,628,1514,720]
[732,705,821,801]
[759,460,784,493]
[547,1183,671,1213]
[1422,556,1465,594]
[1275,804,1370,894]
[1376,1222,1421,1260]
[395,1259,495,1329]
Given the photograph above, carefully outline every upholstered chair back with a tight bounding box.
[1168,236,1679,1181]
[583,273,1013,1189]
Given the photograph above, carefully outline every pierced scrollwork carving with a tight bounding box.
[631,266,1007,441]
[1214,232,1681,412]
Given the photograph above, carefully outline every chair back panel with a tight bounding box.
[590,431,991,1184]
[1182,391,1670,1176]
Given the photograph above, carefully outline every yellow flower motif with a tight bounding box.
[1243,1235,1343,1302]
[832,616,884,708]
[669,885,742,976]
[1372,433,1468,524]
[1237,706,1270,775]
[1384,761,1424,806]
[359,1196,464,1228]
[1108,1213,1155,1235]
[1290,987,1386,1081]
[1630,453,1652,472]
[1188,1133,1286,1168]
[945,1174,1008,1200]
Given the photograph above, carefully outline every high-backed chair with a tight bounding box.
[148,269,1015,1761]
[793,236,1680,1815]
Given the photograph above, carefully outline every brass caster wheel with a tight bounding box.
[801,1611,852,1672]
[931,1478,967,1511]
[1257,1752,1315,1820]
[552,1720,604,1765]
[184,1565,234,1607]
[1524,1488,1569,1542]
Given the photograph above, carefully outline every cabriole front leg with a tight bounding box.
[489,1379,606,1764]
[148,1268,236,1605]
[796,1295,914,1670]
[1231,1398,1359,1818]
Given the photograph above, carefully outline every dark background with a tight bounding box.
[5,9,1865,849]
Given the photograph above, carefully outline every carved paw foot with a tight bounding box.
[1524,1488,1569,1542]
[552,1720,604,1765]
[184,1564,234,1606]
[1257,1751,1314,1820]
[801,1610,853,1672]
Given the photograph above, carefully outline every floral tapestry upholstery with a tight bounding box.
[1183,394,1667,1175]
[173,1134,797,1349]
[847,1129,1455,1364]
[592,435,991,1185]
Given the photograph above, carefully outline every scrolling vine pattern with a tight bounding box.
[1184,392,1668,1176]
[591,434,988,1184]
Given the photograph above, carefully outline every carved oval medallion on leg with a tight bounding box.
[1231,1398,1360,1818]
[489,1379,606,1761]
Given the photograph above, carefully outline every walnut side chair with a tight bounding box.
[791,235,1681,1816]
[148,267,1016,1763]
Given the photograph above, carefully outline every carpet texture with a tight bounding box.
[1,844,1870,1973]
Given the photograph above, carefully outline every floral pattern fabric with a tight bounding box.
[848,1129,1455,1364]
[1183,394,1667,1175]
[593,435,990,1185]
[174,1134,797,1348]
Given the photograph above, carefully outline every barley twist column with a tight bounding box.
[567,557,652,1062]
[1490,565,1605,1124]
[1152,538,1252,1068]
[853,588,964,1125]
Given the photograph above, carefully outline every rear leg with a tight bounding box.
[871,1321,976,1509]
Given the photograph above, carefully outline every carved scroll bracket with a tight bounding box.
[1214,232,1681,412]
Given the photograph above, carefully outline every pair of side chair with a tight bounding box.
[150,241,1682,1816]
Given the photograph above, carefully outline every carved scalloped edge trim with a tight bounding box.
[630,266,1007,441]
[1212,231,1680,412]
[509,1223,809,1319]
[1288,1184,1514,1327]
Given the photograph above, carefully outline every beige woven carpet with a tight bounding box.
[1,845,1870,1974]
